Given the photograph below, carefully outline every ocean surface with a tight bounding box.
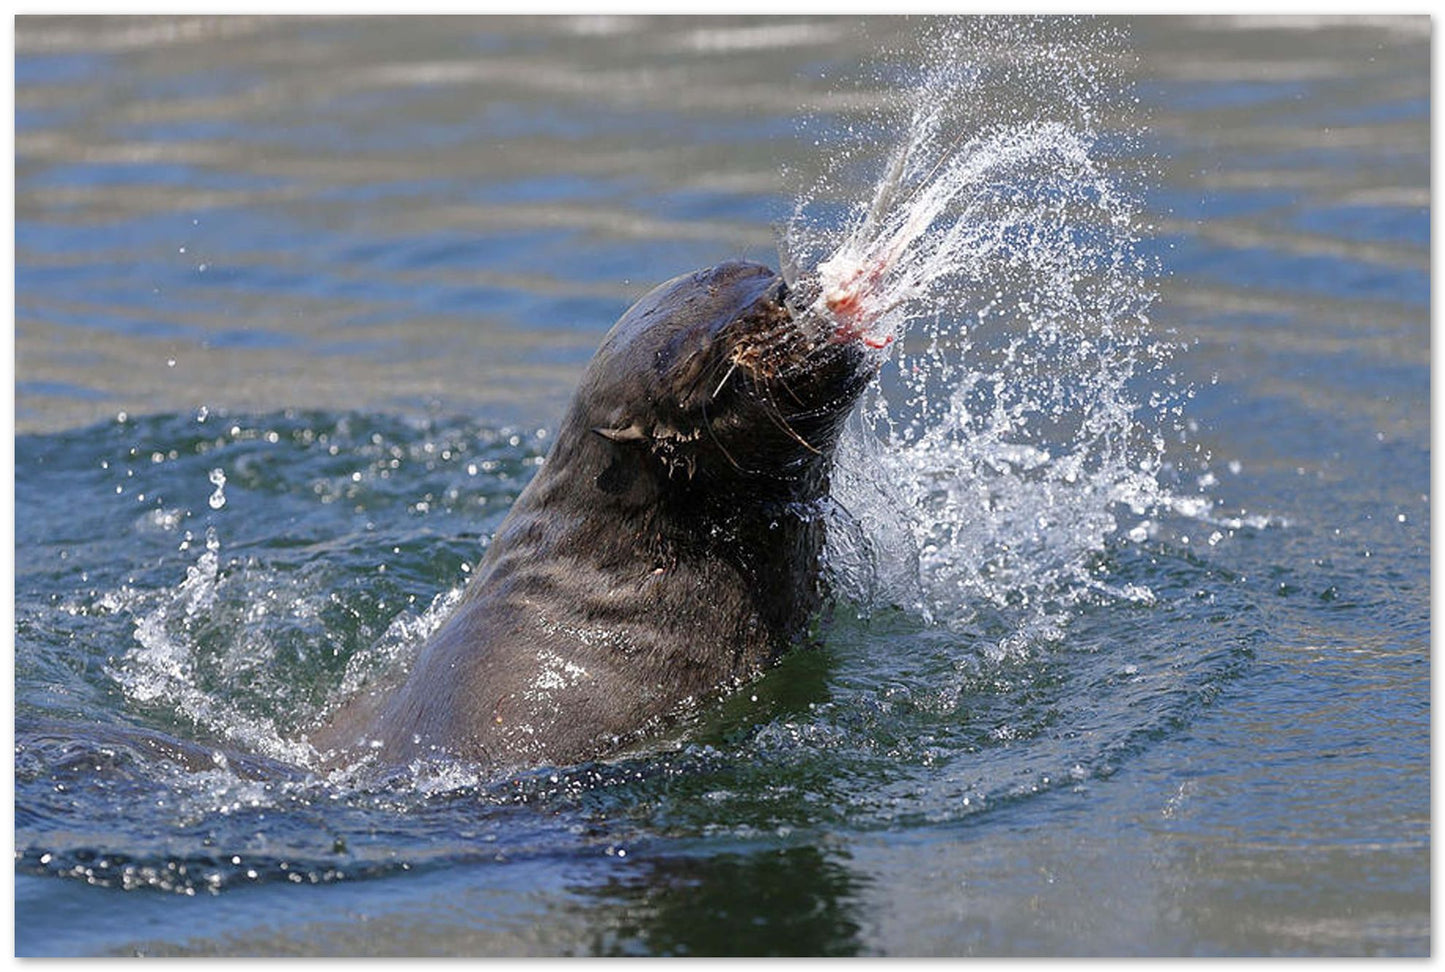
[13,15,1430,956]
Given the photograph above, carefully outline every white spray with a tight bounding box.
[785,19,1183,652]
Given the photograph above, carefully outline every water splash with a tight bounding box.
[94,413,540,783]
[109,523,320,768]
[785,19,1184,650]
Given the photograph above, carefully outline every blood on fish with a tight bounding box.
[816,262,895,349]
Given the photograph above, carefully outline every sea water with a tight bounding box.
[15,15,1428,956]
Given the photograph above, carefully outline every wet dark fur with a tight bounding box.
[310,261,873,771]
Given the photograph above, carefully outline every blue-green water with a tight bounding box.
[14,15,1429,956]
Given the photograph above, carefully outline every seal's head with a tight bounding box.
[568,260,874,501]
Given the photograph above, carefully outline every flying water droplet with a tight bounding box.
[207,468,227,510]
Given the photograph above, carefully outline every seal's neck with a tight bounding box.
[482,416,834,649]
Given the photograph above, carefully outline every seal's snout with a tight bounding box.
[578,259,874,485]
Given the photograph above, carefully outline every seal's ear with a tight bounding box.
[593,427,645,494]
[593,424,648,444]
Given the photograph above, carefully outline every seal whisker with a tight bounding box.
[712,360,739,400]
[771,369,809,409]
[699,396,746,472]
[756,383,823,456]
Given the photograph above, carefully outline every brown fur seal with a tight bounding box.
[309,260,875,772]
